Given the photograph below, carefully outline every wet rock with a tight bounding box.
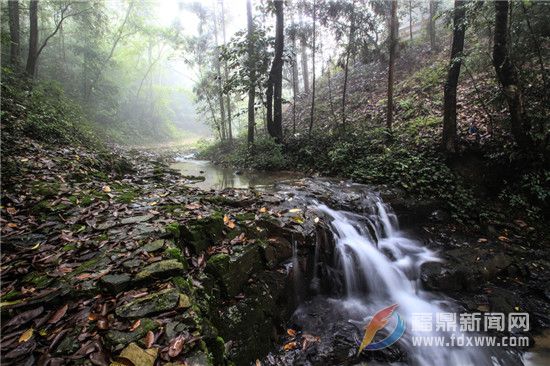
[105,318,158,348]
[116,342,157,366]
[219,297,275,366]
[141,239,165,252]
[488,287,522,314]
[313,321,358,364]
[165,321,192,340]
[121,214,154,225]
[206,244,263,297]
[430,209,450,222]
[116,288,180,318]
[181,213,224,254]
[135,259,187,281]
[216,270,289,365]
[482,253,513,280]
[261,236,293,268]
[185,351,213,366]
[100,273,132,293]
[123,258,143,269]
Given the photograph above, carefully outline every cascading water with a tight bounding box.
[286,190,523,366]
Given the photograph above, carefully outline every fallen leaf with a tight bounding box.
[145,331,155,349]
[2,306,43,329]
[18,328,33,343]
[129,319,141,332]
[498,236,509,242]
[102,186,111,193]
[287,329,296,337]
[168,335,185,357]
[283,341,297,351]
[48,304,68,324]
[289,208,301,213]
[259,207,267,213]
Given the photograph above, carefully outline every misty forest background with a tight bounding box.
[1,0,549,227]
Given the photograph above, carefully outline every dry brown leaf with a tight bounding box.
[168,335,185,358]
[18,328,33,343]
[283,341,297,351]
[48,304,68,324]
[145,331,155,349]
[286,329,296,337]
[129,319,141,332]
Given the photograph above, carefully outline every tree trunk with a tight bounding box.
[291,23,298,135]
[409,0,413,41]
[8,0,20,69]
[342,5,355,129]
[493,0,531,149]
[442,0,466,154]
[221,0,232,142]
[428,1,437,51]
[386,0,397,132]
[299,8,309,95]
[26,0,39,78]
[273,0,284,142]
[213,6,227,141]
[308,0,316,136]
[247,0,255,145]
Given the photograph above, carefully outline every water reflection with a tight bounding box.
[170,159,302,190]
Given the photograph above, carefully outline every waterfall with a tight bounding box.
[293,192,523,366]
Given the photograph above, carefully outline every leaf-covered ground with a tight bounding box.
[0,134,314,365]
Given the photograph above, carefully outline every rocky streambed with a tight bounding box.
[1,143,549,366]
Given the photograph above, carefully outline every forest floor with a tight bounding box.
[2,129,550,365]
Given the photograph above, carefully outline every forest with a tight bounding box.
[1,0,549,366]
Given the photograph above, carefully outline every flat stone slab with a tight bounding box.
[135,259,187,281]
[115,288,180,319]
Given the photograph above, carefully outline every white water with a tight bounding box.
[312,193,522,366]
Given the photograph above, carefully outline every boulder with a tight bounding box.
[181,213,225,254]
[261,237,293,268]
[206,244,263,297]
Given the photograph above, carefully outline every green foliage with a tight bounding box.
[200,136,287,171]
[499,170,550,220]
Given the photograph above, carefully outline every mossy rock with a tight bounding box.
[205,245,263,298]
[115,288,180,319]
[100,273,132,293]
[181,213,225,254]
[135,259,187,282]
[105,318,158,349]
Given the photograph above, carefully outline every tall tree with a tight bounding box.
[408,0,414,41]
[308,0,316,135]
[428,1,438,51]
[266,0,284,143]
[221,0,233,142]
[493,0,531,149]
[386,0,398,132]
[26,0,39,77]
[299,6,310,94]
[26,1,91,79]
[247,0,255,145]
[341,1,356,129]
[442,0,466,154]
[8,0,21,68]
[213,5,227,141]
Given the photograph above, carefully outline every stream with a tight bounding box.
[171,160,539,366]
